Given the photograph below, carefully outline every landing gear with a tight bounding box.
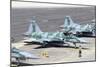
[16,58,20,66]
[42,41,48,47]
[63,39,70,47]
[73,42,76,48]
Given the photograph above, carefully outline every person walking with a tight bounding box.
[79,45,82,57]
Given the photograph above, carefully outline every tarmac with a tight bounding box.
[11,37,95,65]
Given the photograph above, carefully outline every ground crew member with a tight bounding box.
[79,45,82,57]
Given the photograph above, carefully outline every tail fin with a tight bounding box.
[64,16,74,27]
[60,16,75,32]
[24,16,42,36]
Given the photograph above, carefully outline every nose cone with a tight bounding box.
[78,38,89,44]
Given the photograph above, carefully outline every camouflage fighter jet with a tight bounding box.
[11,47,39,63]
[23,17,88,48]
[60,16,96,37]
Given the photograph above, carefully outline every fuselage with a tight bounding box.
[63,23,95,37]
[31,32,64,40]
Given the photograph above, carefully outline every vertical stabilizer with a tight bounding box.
[24,16,42,36]
[64,16,74,27]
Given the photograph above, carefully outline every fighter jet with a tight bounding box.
[23,17,88,48]
[60,16,96,37]
[11,47,39,63]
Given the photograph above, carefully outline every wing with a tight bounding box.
[12,53,21,58]
[24,38,43,43]
[12,47,39,59]
[65,35,88,44]
[19,51,39,59]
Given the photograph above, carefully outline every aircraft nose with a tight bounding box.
[78,38,89,44]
